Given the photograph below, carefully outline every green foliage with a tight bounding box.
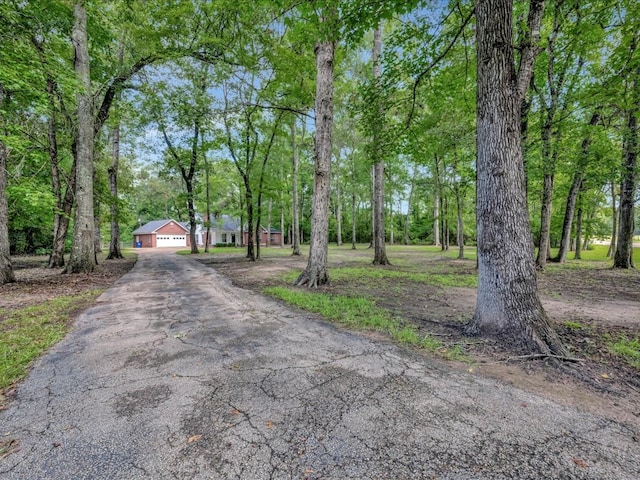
[0,291,102,390]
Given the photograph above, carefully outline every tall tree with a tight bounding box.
[65,1,96,274]
[294,10,336,287]
[614,67,638,268]
[0,85,15,284]
[106,42,125,260]
[465,0,567,355]
[372,24,390,265]
[291,117,302,256]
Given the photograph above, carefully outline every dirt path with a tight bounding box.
[1,250,639,479]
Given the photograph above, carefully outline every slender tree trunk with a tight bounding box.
[266,199,272,248]
[614,71,638,268]
[93,165,102,257]
[404,163,417,245]
[389,201,394,245]
[106,121,123,259]
[607,182,617,258]
[204,148,211,252]
[245,179,255,260]
[433,154,441,246]
[280,204,285,248]
[351,190,357,249]
[369,164,374,249]
[574,198,583,260]
[335,178,343,246]
[534,5,566,269]
[291,118,301,256]
[555,111,601,263]
[107,38,125,261]
[66,2,97,274]
[465,0,567,356]
[441,196,449,251]
[453,144,464,259]
[372,24,389,265]
[45,78,75,268]
[294,35,335,287]
[582,201,596,251]
[456,188,464,260]
[0,86,15,283]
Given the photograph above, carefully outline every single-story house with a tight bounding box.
[243,226,283,246]
[196,215,241,246]
[133,219,191,248]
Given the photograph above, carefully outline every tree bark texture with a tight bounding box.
[66,2,97,274]
[614,71,638,269]
[0,90,15,283]
[465,0,566,355]
[372,25,389,265]
[291,118,301,256]
[294,39,335,287]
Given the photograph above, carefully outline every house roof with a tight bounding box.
[132,219,189,235]
[206,214,241,232]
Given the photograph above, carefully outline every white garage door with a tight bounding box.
[156,235,187,247]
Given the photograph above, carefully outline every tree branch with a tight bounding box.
[516,0,545,102]
[406,6,475,128]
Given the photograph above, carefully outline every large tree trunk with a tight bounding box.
[372,25,389,265]
[65,2,97,274]
[465,0,567,356]
[294,37,335,287]
[614,71,638,269]
[291,118,302,256]
[0,85,15,283]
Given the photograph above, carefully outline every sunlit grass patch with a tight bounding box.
[0,291,102,390]
[263,286,461,360]
[329,266,478,288]
[608,335,640,369]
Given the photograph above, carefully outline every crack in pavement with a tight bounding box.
[1,250,639,479]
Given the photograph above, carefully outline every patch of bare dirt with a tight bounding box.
[0,255,137,312]
[194,248,640,432]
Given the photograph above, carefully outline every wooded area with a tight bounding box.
[1,0,638,354]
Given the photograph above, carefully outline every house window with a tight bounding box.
[222,234,227,243]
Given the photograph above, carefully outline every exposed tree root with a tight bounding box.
[293,268,328,288]
[507,353,583,363]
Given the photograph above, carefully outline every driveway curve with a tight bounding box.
[1,250,638,479]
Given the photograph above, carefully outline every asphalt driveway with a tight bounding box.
[1,250,638,479]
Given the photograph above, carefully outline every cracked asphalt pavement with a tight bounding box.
[1,250,639,479]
